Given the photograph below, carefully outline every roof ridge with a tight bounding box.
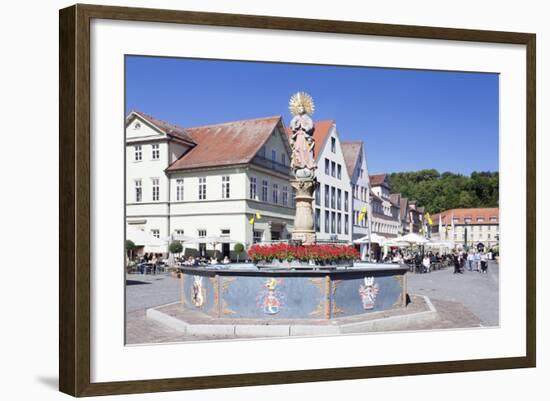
[186,115,282,130]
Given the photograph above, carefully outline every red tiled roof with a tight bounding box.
[431,208,499,225]
[341,141,362,177]
[286,120,335,161]
[130,111,196,145]
[166,116,283,171]
[369,173,388,187]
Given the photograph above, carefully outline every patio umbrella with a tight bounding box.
[126,225,166,247]
[353,233,387,245]
[425,240,454,248]
[393,233,429,245]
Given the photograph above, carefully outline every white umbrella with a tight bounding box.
[126,225,166,247]
[394,233,429,245]
[353,233,387,244]
[426,240,454,248]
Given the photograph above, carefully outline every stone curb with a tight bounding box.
[146,295,438,337]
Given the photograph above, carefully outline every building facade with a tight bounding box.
[126,112,295,259]
[369,174,401,238]
[342,141,371,256]
[301,121,353,242]
[431,208,499,249]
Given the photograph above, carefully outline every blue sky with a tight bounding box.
[126,56,499,175]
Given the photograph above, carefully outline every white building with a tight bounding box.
[342,141,372,256]
[369,174,401,238]
[126,111,295,259]
[431,208,499,249]
[297,121,353,242]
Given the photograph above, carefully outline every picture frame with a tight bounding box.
[59,3,536,397]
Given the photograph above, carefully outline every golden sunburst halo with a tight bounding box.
[289,92,315,115]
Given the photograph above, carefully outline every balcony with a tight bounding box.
[252,155,291,175]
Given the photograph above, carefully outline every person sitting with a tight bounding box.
[222,256,230,264]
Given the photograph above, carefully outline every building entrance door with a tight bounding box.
[271,231,281,241]
[222,243,230,259]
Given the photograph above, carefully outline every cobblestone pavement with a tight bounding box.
[126,273,180,313]
[407,260,499,326]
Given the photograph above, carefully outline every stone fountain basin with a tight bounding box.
[177,263,408,320]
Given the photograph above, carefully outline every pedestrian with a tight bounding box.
[474,251,481,272]
[480,252,488,273]
[467,252,474,271]
[453,253,463,274]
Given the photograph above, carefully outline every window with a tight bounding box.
[134,179,142,202]
[344,191,349,212]
[331,161,336,177]
[344,214,349,235]
[324,210,330,233]
[272,183,278,204]
[291,188,296,207]
[152,178,160,201]
[331,212,336,233]
[331,137,336,153]
[250,177,257,199]
[176,178,184,201]
[271,150,277,168]
[281,153,286,166]
[337,189,342,210]
[260,146,266,158]
[253,230,263,244]
[198,177,206,200]
[151,143,160,160]
[174,229,184,236]
[325,158,330,175]
[490,216,498,222]
[337,164,342,179]
[477,217,485,222]
[315,208,320,231]
[331,187,336,209]
[282,186,288,206]
[465,217,472,224]
[198,229,207,238]
[222,176,230,199]
[151,229,160,238]
[315,187,320,206]
[337,213,342,234]
[134,145,142,161]
[261,180,268,202]
[324,184,329,207]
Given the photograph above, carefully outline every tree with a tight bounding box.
[169,241,183,255]
[388,170,499,214]
[125,240,136,260]
[234,243,245,263]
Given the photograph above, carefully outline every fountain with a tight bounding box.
[171,93,409,325]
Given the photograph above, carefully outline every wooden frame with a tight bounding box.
[59,3,536,397]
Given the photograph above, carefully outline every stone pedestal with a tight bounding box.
[290,179,316,245]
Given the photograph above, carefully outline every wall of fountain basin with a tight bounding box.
[176,263,408,320]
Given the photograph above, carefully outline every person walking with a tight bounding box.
[474,251,481,272]
[467,252,474,271]
[480,252,488,273]
[453,253,463,274]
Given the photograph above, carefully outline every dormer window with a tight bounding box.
[134,122,141,130]
[331,137,336,153]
